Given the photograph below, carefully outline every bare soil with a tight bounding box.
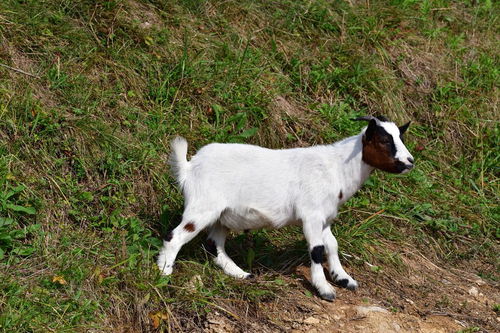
[204,247,499,333]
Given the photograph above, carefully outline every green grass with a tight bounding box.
[0,0,499,331]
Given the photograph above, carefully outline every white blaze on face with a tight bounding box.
[379,122,414,166]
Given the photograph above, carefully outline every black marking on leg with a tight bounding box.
[310,245,325,264]
[336,278,349,289]
[204,238,217,256]
[165,231,173,242]
[338,190,343,200]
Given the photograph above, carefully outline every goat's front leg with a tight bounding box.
[322,227,358,290]
[302,217,336,301]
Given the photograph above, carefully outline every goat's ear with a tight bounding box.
[365,118,378,140]
[399,121,411,135]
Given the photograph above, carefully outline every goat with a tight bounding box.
[157,115,414,301]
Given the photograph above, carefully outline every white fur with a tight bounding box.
[158,121,412,299]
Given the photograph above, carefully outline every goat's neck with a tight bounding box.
[329,134,374,196]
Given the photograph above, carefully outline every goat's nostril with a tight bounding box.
[408,157,414,164]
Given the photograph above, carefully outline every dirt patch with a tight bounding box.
[204,293,462,333]
[203,245,499,332]
[0,42,57,108]
[278,300,461,333]
[262,95,322,148]
[122,0,163,30]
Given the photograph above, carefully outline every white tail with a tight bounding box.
[169,136,189,187]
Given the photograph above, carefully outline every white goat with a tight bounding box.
[158,116,414,300]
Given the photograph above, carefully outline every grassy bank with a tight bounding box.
[0,0,498,331]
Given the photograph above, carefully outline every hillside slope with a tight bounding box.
[0,0,498,331]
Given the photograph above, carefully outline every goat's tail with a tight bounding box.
[169,136,190,188]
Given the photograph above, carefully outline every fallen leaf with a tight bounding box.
[149,311,168,329]
[52,275,67,285]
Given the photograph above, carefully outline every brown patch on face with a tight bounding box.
[338,190,343,200]
[184,222,195,232]
[362,136,404,173]
[362,125,407,174]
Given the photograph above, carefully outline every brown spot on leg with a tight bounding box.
[338,190,343,200]
[184,222,195,232]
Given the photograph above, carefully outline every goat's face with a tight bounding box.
[361,117,414,174]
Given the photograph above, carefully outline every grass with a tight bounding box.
[0,0,498,331]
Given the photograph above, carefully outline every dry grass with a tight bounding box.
[0,0,498,331]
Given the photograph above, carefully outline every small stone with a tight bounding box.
[356,306,389,316]
[303,316,320,325]
[468,286,479,297]
[405,298,415,305]
[207,318,223,325]
[186,274,203,292]
[393,323,401,331]
[475,278,486,286]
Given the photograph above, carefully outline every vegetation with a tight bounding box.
[0,0,498,331]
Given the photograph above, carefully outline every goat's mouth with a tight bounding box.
[362,152,414,174]
[385,161,414,174]
[398,162,414,174]
[400,166,413,174]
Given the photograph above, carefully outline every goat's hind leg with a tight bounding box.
[205,223,252,279]
[322,227,358,290]
[157,209,220,275]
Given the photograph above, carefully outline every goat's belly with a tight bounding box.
[219,207,290,231]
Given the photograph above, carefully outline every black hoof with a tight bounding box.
[346,283,357,291]
[245,274,255,280]
[320,292,336,302]
[336,278,357,290]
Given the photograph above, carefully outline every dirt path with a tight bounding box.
[204,249,499,332]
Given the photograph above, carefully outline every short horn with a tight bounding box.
[352,116,377,122]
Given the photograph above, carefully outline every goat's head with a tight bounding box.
[354,115,414,174]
